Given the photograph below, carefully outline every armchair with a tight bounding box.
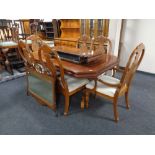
[85,43,145,122]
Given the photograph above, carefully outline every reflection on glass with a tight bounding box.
[90,19,94,38]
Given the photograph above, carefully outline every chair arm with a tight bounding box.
[113,66,124,73]
[98,79,121,88]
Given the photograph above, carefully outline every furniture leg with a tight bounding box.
[125,90,130,109]
[85,91,89,108]
[113,97,119,122]
[64,95,70,116]
[5,58,13,75]
[80,90,85,110]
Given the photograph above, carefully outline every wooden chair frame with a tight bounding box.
[85,43,145,122]
[49,46,87,115]
[92,35,112,54]
[0,25,19,75]
[18,38,57,111]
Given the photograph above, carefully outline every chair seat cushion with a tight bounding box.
[67,77,89,92]
[60,76,89,92]
[0,41,18,47]
[86,75,120,97]
[98,74,120,84]
[22,40,32,44]
[28,74,54,104]
[43,40,54,47]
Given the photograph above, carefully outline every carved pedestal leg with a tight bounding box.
[64,95,70,116]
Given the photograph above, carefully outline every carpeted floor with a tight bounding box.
[0,72,155,135]
[0,69,25,84]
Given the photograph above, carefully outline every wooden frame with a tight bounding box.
[0,24,19,74]
[50,47,88,115]
[85,43,145,122]
[18,35,57,111]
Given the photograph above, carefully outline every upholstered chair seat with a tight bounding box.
[0,41,18,47]
[21,39,32,45]
[63,76,89,92]
[86,75,120,97]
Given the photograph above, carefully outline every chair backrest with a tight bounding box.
[18,40,35,66]
[119,43,145,92]
[0,26,12,41]
[50,47,69,92]
[92,35,112,54]
[77,34,92,51]
[18,39,56,78]
[0,25,19,42]
[25,34,43,53]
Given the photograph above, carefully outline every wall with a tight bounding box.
[108,19,118,54]
[119,19,155,74]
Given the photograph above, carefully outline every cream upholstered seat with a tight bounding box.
[86,75,120,97]
[98,74,120,85]
[59,74,89,92]
[64,76,89,93]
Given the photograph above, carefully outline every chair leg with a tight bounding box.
[125,91,130,109]
[113,98,119,122]
[64,95,70,116]
[112,68,116,77]
[81,90,85,110]
[85,91,89,109]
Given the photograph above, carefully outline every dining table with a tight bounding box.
[33,45,118,79]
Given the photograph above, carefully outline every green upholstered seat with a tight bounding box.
[28,73,54,105]
[0,41,18,47]
[21,40,32,44]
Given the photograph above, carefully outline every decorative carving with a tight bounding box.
[92,35,112,54]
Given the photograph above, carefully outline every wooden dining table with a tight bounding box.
[33,46,119,79]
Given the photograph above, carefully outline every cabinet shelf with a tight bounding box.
[43,21,54,40]
[55,19,81,47]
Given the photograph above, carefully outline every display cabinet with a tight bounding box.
[54,19,109,47]
[54,19,81,47]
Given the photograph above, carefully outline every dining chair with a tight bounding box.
[85,43,145,122]
[0,25,19,74]
[18,40,57,111]
[92,35,116,77]
[76,34,92,52]
[47,46,89,115]
[92,35,112,54]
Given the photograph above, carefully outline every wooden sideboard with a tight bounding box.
[54,19,110,47]
[54,19,80,47]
